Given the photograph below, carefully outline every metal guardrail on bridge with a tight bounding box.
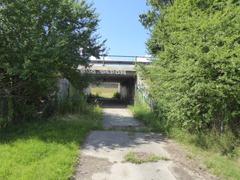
[89,55,153,65]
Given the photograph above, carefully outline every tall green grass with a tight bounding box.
[0,107,102,180]
[57,94,89,115]
[171,129,240,180]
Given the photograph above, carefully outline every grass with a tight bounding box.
[0,106,102,180]
[129,103,154,126]
[91,87,118,98]
[130,102,240,180]
[124,151,169,164]
[170,129,240,180]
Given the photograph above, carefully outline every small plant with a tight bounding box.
[124,151,169,164]
[113,92,121,99]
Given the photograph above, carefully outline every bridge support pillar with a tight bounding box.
[120,85,127,101]
[120,79,135,104]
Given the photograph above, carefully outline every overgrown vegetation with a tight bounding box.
[171,129,240,179]
[139,0,240,147]
[57,94,89,115]
[131,98,240,179]
[0,1,104,178]
[138,2,240,176]
[0,0,104,125]
[0,106,102,179]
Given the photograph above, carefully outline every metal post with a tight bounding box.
[103,56,105,66]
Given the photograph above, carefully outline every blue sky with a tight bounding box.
[88,0,149,56]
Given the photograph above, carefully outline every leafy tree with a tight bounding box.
[0,0,104,122]
[140,0,240,134]
[140,0,174,29]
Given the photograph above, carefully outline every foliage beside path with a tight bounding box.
[0,106,102,180]
[140,0,240,134]
[0,0,104,125]
[136,1,240,178]
[130,102,240,180]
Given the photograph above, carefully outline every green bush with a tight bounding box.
[0,0,103,123]
[140,0,240,135]
[113,92,121,99]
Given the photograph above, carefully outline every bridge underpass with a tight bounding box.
[92,72,136,103]
[79,55,152,104]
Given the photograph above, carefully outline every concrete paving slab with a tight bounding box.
[82,131,169,163]
[103,107,142,129]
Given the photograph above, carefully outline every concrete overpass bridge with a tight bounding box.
[79,55,152,103]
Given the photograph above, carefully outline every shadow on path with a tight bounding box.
[84,131,167,151]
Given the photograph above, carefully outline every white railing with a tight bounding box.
[89,55,153,65]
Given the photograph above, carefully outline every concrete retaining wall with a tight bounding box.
[58,78,70,99]
[136,75,155,109]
